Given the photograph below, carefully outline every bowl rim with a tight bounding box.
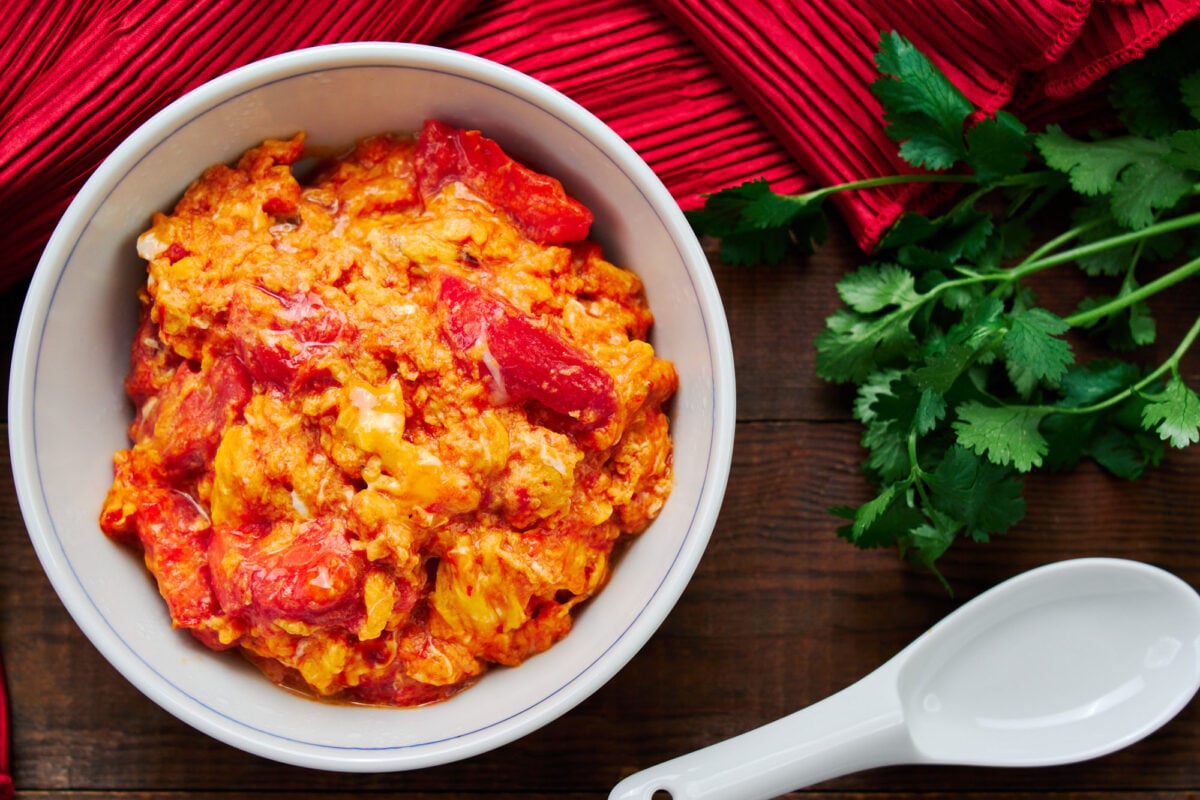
[7,41,736,772]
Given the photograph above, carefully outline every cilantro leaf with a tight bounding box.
[1182,72,1200,125]
[871,30,972,170]
[963,110,1031,184]
[1035,127,1191,229]
[815,306,918,384]
[1110,32,1200,136]
[914,343,977,394]
[854,373,916,483]
[1109,154,1193,230]
[885,210,999,277]
[912,298,1007,393]
[1005,361,1041,401]
[1058,359,1143,407]
[836,263,919,313]
[1166,128,1200,169]
[685,179,828,265]
[740,184,822,228]
[1086,423,1164,480]
[1041,363,1165,479]
[926,445,1026,540]
[1002,308,1073,383]
[1073,293,1157,351]
[914,388,948,435]
[861,415,912,483]
[684,179,790,236]
[834,482,925,549]
[1036,126,1136,196]
[952,401,1049,471]
[1141,373,1200,447]
[902,522,956,580]
[874,378,947,436]
[1065,196,1147,278]
[875,210,943,251]
[875,198,1001,262]
[1112,65,1192,137]
[853,368,905,424]
[844,482,902,542]
[713,227,803,267]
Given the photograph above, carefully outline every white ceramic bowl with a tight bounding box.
[8,44,735,771]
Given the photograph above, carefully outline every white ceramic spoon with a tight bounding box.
[610,558,1200,800]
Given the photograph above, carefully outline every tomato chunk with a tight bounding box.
[133,489,221,632]
[126,310,182,408]
[209,518,365,627]
[154,355,251,478]
[415,119,593,244]
[228,286,346,390]
[437,273,617,432]
[350,669,466,707]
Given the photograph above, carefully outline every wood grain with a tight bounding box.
[2,231,1198,798]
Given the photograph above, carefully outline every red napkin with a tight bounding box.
[651,0,1200,250]
[2,0,1198,291]
[437,0,811,210]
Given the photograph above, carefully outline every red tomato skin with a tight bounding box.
[155,355,252,479]
[437,273,617,432]
[208,518,365,628]
[228,287,346,390]
[125,311,182,409]
[414,119,593,244]
[132,489,224,634]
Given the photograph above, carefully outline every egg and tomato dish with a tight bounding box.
[99,120,677,707]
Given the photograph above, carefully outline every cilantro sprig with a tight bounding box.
[690,30,1200,585]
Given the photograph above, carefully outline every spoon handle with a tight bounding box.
[609,663,915,800]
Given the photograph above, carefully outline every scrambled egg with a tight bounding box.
[100,122,677,706]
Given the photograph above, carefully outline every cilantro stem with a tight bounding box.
[1065,253,1200,327]
[1020,217,1107,267]
[800,172,978,204]
[801,169,1057,207]
[881,235,1200,340]
[1048,314,1200,418]
[907,429,934,503]
[1013,210,1200,277]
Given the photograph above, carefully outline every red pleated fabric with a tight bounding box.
[437,0,811,211]
[1042,0,1200,96]
[652,0,1200,250]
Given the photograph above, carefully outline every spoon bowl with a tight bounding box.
[610,558,1200,800]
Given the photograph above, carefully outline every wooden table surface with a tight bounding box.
[1,224,1198,799]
